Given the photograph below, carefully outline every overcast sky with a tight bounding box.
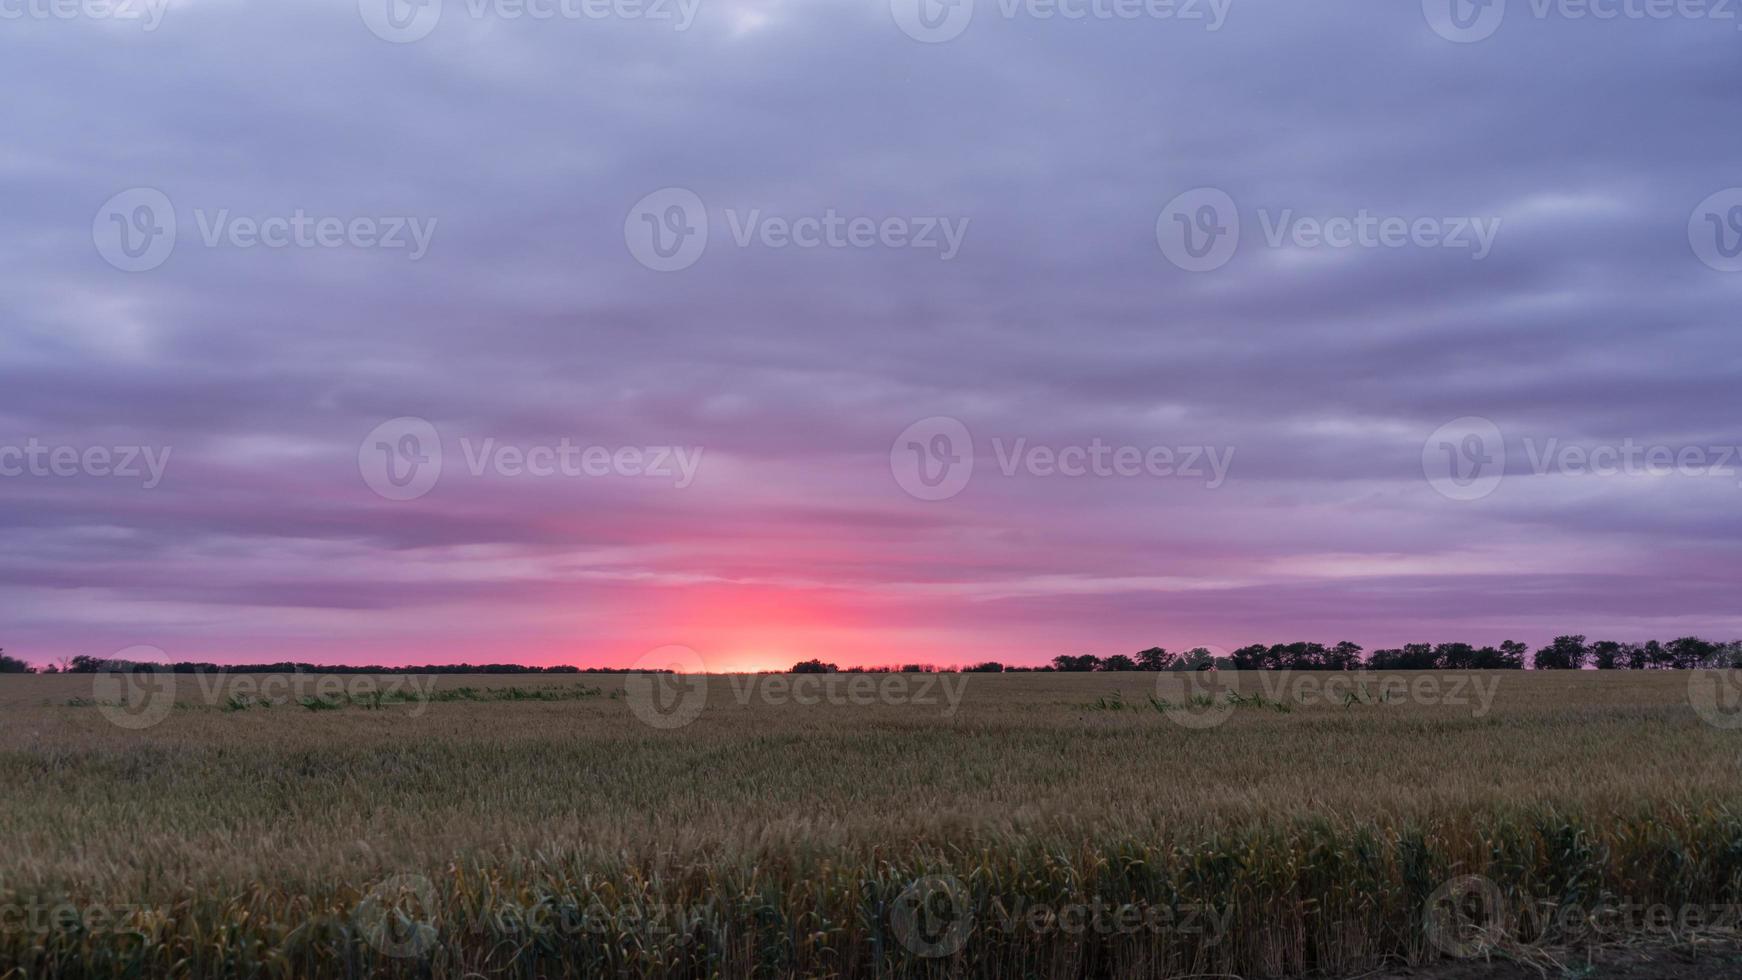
[3,0,1740,669]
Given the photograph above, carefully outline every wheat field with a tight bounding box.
[4,670,1741,978]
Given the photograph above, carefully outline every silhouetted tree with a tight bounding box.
[1265,642,1330,669]
[1325,641,1364,670]
[1368,648,1401,669]
[1623,642,1648,670]
[1590,641,1624,670]
[1498,641,1529,669]
[1463,646,1512,669]
[965,661,1005,673]
[1051,654,1102,672]
[1435,643,1477,670]
[790,659,838,673]
[1136,647,1176,671]
[1532,635,1588,670]
[1176,648,1216,671]
[1231,645,1271,670]
[1368,644,1438,670]
[0,649,29,673]
[1667,636,1721,669]
[1642,640,1670,669]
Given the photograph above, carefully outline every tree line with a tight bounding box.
[0,653,655,675]
[4,637,1739,676]
[1033,636,1742,672]
[797,636,1742,673]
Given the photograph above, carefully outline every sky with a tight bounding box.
[2,0,1740,671]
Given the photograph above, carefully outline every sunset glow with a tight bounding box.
[4,1,1740,671]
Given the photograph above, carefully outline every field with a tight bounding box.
[5,670,1742,979]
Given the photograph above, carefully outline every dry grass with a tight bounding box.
[2,670,1740,978]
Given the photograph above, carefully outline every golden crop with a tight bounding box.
[3,670,1739,978]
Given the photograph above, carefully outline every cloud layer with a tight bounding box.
[3,0,1740,667]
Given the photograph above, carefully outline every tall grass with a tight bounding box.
[2,671,1738,978]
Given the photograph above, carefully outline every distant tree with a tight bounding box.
[1640,640,1670,669]
[965,661,1005,673]
[1589,641,1624,670]
[1666,636,1721,669]
[1622,642,1648,670]
[1368,644,1438,670]
[1532,635,1588,670]
[1230,645,1271,670]
[1402,644,1439,669]
[1175,648,1216,671]
[1099,654,1139,671]
[1051,654,1102,672]
[1325,641,1364,671]
[1435,643,1477,670]
[0,649,29,673]
[899,664,936,673]
[1497,641,1528,669]
[1136,647,1175,671]
[1723,642,1742,668]
[790,659,839,674]
[1258,642,1330,670]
